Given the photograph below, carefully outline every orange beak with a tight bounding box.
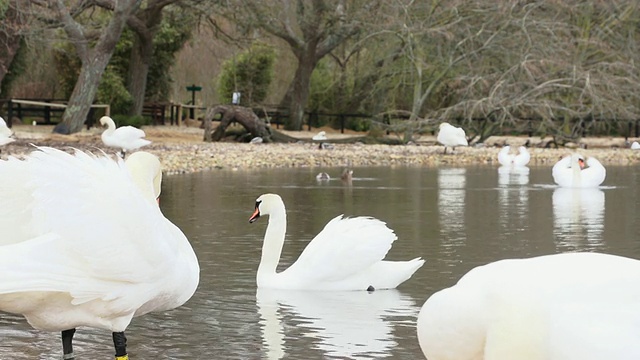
[578,158,585,169]
[249,207,260,223]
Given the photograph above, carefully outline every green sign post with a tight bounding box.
[186,84,202,119]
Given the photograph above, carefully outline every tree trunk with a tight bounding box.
[203,105,273,142]
[53,0,141,134]
[281,53,317,130]
[127,6,163,116]
[0,0,26,93]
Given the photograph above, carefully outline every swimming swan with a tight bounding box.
[552,153,606,188]
[0,148,199,359]
[417,252,640,360]
[437,122,468,154]
[498,145,530,167]
[248,193,424,291]
[100,116,151,158]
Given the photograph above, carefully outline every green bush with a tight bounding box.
[111,114,149,128]
[217,42,276,106]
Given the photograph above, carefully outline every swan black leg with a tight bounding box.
[113,331,129,360]
[61,328,76,360]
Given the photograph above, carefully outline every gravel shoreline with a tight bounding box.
[3,125,640,175]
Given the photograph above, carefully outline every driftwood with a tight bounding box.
[202,104,398,144]
[203,105,273,142]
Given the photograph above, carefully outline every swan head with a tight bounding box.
[124,151,162,203]
[249,193,283,223]
[99,116,114,127]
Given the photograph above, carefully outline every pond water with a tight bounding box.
[2,164,640,359]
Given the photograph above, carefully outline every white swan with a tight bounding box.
[248,193,424,290]
[417,252,640,360]
[552,153,606,188]
[498,145,530,167]
[0,116,15,146]
[437,122,468,154]
[0,148,199,359]
[312,131,327,141]
[631,141,640,150]
[100,115,151,157]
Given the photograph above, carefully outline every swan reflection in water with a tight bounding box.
[553,187,605,249]
[498,166,530,227]
[256,288,418,359]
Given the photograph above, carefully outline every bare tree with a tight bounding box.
[44,0,141,134]
[0,1,30,92]
[229,0,380,130]
[437,0,640,144]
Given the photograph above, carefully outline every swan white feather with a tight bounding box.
[498,146,530,167]
[100,115,151,155]
[437,122,468,154]
[0,148,199,332]
[249,193,424,291]
[417,252,640,360]
[552,153,606,188]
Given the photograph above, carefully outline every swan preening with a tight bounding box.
[437,122,468,154]
[249,193,424,291]
[0,116,15,146]
[100,116,151,157]
[498,145,530,167]
[417,252,640,360]
[552,153,606,188]
[0,148,199,359]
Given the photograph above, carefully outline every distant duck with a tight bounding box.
[312,131,327,141]
[498,145,530,167]
[631,141,640,150]
[0,116,15,147]
[319,142,334,150]
[341,168,353,182]
[552,153,606,188]
[437,122,468,154]
[316,172,331,181]
[99,116,151,158]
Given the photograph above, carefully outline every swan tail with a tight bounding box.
[366,257,425,290]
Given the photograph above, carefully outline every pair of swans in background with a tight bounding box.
[437,122,468,154]
[417,252,640,359]
[0,148,199,359]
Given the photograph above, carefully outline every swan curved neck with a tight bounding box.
[572,158,581,187]
[257,208,287,283]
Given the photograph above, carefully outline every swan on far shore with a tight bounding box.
[552,153,606,188]
[417,252,640,360]
[0,148,199,359]
[248,193,424,291]
[100,116,151,158]
[0,116,15,147]
[498,145,530,167]
[437,122,468,154]
[631,141,640,150]
[312,131,327,141]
